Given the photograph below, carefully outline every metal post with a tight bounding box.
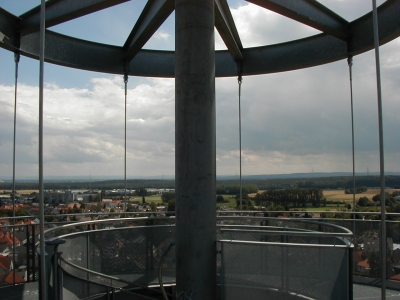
[32,225,36,281]
[349,247,354,300]
[238,71,243,211]
[86,232,90,281]
[220,243,225,300]
[175,0,216,299]
[280,235,284,291]
[45,239,66,300]
[283,234,289,292]
[12,52,20,286]
[38,0,46,299]
[124,72,128,212]
[26,224,31,282]
[347,56,356,233]
[347,56,357,280]
[372,1,386,298]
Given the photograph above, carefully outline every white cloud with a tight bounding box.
[230,3,319,48]
[0,76,175,178]
[154,31,170,41]
[0,2,398,179]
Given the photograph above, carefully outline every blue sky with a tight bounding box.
[0,0,399,179]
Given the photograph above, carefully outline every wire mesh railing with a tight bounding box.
[48,217,352,300]
[217,239,352,300]
[2,212,400,298]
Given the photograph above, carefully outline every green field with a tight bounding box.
[132,194,163,204]
[216,195,237,209]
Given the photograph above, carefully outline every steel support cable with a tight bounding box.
[238,63,243,211]
[38,0,46,299]
[347,57,356,237]
[124,69,128,212]
[372,0,386,298]
[12,52,20,286]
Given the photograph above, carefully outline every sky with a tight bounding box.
[0,0,399,180]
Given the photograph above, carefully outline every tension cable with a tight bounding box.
[124,63,129,212]
[238,62,243,210]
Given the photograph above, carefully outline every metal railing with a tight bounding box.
[218,239,352,300]
[37,216,352,299]
[2,211,399,298]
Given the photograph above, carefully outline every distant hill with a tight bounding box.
[1,172,399,190]
[218,172,400,180]
[1,171,399,182]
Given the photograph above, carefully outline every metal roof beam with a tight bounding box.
[246,0,349,40]
[1,0,398,77]
[123,0,174,61]
[214,0,243,62]
[0,8,21,51]
[19,0,129,36]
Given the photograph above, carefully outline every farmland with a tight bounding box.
[323,188,399,203]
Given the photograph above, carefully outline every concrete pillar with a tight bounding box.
[175,0,216,299]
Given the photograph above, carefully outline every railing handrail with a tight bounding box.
[40,215,353,240]
[218,216,355,232]
[42,216,174,237]
[2,209,400,223]
[220,228,352,238]
[53,223,176,240]
[217,238,353,248]
[2,215,399,232]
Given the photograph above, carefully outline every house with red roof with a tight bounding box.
[0,270,25,286]
[390,273,400,281]
[0,255,13,277]
[0,232,21,246]
[357,259,370,274]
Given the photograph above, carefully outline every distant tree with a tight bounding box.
[136,187,147,196]
[93,193,101,202]
[167,199,175,211]
[216,185,227,194]
[236,198,253,210]
[150,202,157,211]
[161,192,175,203]
[345,186,367,194]
[372,192,395,206]
[368,252,379,277]
[372,194,380,202]
[216,195,225,203]
[15,209,29,216]
[94,202,102,212]
[389,204,400,213]
[357,197,371,207]
[142,196,146,203]
[235,193,249,200]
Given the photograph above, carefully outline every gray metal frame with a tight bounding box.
[0,0,399,77]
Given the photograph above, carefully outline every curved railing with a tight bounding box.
[6,212,399,298]
[39,216,353,300]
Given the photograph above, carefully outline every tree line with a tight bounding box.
[253,189,324,208]
[216,184,259,195]
[2,175,399,192]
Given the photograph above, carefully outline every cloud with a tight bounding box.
[154,31,170,41]
[0,2,398,178]
[0,77,175,177]
[230,3,320,48]
[215,36,400,175]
